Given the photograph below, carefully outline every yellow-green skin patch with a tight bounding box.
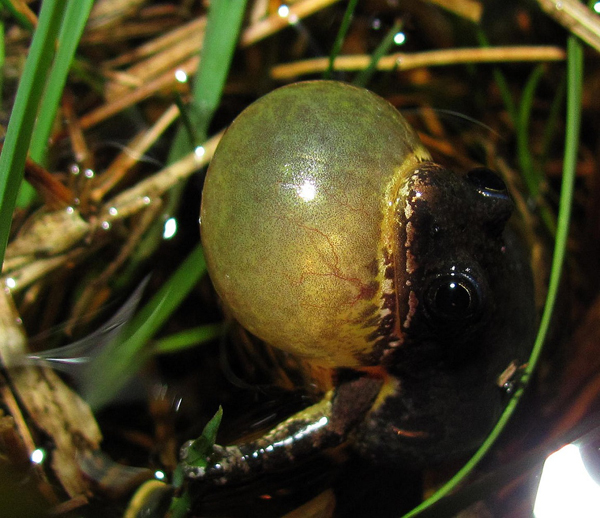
[201,81,430,367]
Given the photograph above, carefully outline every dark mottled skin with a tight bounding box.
[181,163,536,485]
[356,165,536,465]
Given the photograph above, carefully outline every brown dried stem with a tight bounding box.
[425,0,483,23]
[536,0,600,53]
[91,104,181,202]
[271,45,567,80]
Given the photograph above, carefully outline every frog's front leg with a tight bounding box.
[181,375,382,485]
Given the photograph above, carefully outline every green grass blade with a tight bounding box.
[476,30,518,125]
[0,0,67,266]
[85,2,249,406]
[152,324,223,355]
[323,0,358,80]
[525,36,581,378]
[29,0,94,165]
[517,64,545,198]
[353,20,402,88]
[403,36,583,518]
[169,0,248,160]
[184,406,223,467]
[0,18,4,100]
[0,0,34,29]
[541,74,566,162]
[83,244,208,409]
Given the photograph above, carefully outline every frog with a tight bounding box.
[181,81,536,496]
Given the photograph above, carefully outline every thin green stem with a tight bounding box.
[169,0,248,161]
[403,35,583,518]
[353,20,402,88]
[29,0,94,165]
[0,0,67,266]
[323,0,358,79]
[517,64,545,198]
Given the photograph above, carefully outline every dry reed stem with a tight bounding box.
[91,104,181,201]
[537,0,600,53]
[271,45,567,80]
[86,0,147,31]
[9,0,37,27]
[78,56,198,130]
[79,0,340,130]
[425,0,482,23]
[0,291,102,498]
[0,376,38,459]
[240,0,342,45]
[6,254,80,292]
[68,199,162,326]
[62,90,93,170]
[82,18,181,44]
[103,16,206,68]
[98,130,222,224]
[249,0,270,25]
[104,19,205,100]
[2,131,221,293]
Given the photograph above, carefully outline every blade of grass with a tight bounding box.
[152,324,223,355]
[0,0,35,30]
[403,35,583,518]
[478,28,557,235]
[517,64,545,198]
[0,18,4,100]
[323,0,358,80]
[83,244,208,409]
[169,0,248,161]
[0,0,67,266]
[29,1,94,165]
[476,30,518,124]
[541,73,566,161]
[90,1,248,385]
[353,20,402,88]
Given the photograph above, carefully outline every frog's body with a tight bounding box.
[184,81,535,487]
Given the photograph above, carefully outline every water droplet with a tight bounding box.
[66,206,74,215]
[84,169,94,179]
[31,448,45,464]
[101,221,110,230]
[108,207,118,216]
[142,196,151,205]
[394,32,406,45]
[5,278,16,289]
[70,164,80,175]
[163,217,178,239]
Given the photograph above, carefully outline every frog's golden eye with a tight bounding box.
[423,271,485,331]
[466,167,510,200]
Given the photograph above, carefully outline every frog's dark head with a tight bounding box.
[357,163,536,466]
[391,163,515,364]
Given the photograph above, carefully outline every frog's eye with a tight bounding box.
[424,271,484,329]
[466,167,509,200]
